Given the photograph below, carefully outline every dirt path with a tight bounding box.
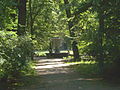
[17,57,120,90]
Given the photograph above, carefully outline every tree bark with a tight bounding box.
[97,4,104,73]
[29,0,34,36]
[64,0,80,61]
[29,0,35,60]
[17,0,27,35]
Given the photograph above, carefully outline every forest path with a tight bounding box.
[17,57,120,90]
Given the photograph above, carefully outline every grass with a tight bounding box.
[68,60,120,82]
[66,60,96,64]
[34,51,49,56]
[67,60,100,78]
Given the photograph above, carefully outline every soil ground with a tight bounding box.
[16,57,120,90]
[1,57,120,90]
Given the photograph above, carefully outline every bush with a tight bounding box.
[0,31,33,80]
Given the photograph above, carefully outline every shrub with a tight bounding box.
[0,31,32,80]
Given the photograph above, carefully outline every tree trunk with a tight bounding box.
[72,41,80,61]
[29,0,34,36]
[29,0,34,60]
[17,0,27,35]
[64,0,80,61]
[97,5,104,73]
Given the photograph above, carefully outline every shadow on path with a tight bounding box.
[16,57,120,90]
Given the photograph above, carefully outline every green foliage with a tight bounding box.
[34,51,48,56]
[64,0,120,76]
[74,0,120,62]
[0,0,119,79]
[0,31,32,79]
[0,0,17,30]
[26,0,69,50]
[73,62,100,77]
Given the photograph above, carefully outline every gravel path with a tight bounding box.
[17,57,120,90]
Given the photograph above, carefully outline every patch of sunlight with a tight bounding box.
[75,78,103,81]
[66,60,96,65]
[60,50,73,54]
[35,63,72,69]
[34,51,49,56]
[35,59,80,69]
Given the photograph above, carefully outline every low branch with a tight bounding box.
[73,1,92,16]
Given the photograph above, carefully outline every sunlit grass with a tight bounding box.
[60,50,73,54]
[66,60,100,77]
[66,60,96,65]
[34,51,49,56]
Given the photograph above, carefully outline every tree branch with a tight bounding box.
[73,1,92,16]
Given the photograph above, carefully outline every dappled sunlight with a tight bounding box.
[34,58,80,70]
[1,0,119,89]
[34,58,76,75]
[75,78,103,81]
[16,58,120,90]
[66,60,96,65]
[35,62,79,69]
[34,58,98,76]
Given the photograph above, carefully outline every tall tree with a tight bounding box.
[97,1,105,73]
[18,0,27,35]
[29,0,33,35]
[63,0,80,61]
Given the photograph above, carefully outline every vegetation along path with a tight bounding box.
[18,57,120,90]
